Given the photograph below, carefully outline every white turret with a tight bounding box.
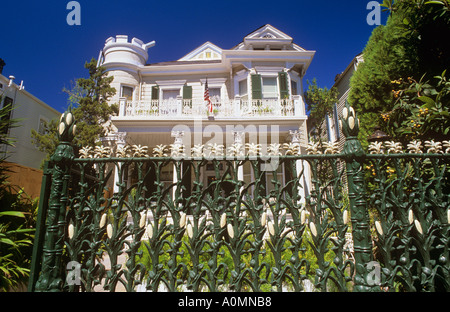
[102,35,155,68]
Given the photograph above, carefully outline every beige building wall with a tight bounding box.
[1,73,60,197]
[1,74,61,169]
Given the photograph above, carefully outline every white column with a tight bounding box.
[176,95,183,117]
[113,132,127,193]
[119,97,127,116]
[234,96,241,117]
[293,95,304,116]
[233,131,245,182]
[290,129,306,205]
[171,130,184,200]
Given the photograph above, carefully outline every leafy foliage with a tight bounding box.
[349,0,450,146]
[0,187,37,292]
[0,101,37,291]
[385,72,450,142]
[304,78,339,143]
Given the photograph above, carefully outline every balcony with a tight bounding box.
[117,95,306,119]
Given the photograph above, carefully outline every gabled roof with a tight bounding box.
[178,41,223,61]
[245,24,293,41]
[232,24,306,51]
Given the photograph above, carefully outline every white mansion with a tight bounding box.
[99,24,315,198]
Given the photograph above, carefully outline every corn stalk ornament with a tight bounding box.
[340,102,377,292]
[35,109,76,291]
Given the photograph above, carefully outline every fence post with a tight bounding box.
[27,161,52,292]
[340,103,377,292]
[33,109,76,292]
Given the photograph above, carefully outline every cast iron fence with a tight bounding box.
[28,106,450,292]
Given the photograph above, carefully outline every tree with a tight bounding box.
[32,58,117,162]
[348,6,414,146]
[304,78,339,144]
[348,0,450,145]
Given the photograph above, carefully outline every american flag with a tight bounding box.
[204,79,213,113]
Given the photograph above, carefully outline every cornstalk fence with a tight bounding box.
[27,106,450,292]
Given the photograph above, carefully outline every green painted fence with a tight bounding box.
[28,106,450,292]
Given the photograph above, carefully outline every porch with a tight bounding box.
[118,95,306,118]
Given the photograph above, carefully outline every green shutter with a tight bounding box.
[183,85,192,100]
[151,85,159,100]
[251,74,262,100]
[278,72,289,99]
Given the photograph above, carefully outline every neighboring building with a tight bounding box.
[100,24,315,199]
[308,53,363,152]
[0,68,61,197]
[331,53,363,151]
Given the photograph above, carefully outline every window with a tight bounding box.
[209,88,221,102]
[163,89,180,100]
[0,97,13,135]
[38,117,48,135]
[262,77,277,99]
[239,79,248,98]
[121,86,134,101]
[291,80,298,95]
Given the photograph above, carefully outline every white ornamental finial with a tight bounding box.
[443,141,450,154]
[306,141,321,155]
[385,141,403,154]
[368,141,383,154]
[323,141,339,154]
[424,140,443,154]
[191,144,205,158]
[407,140,423,154]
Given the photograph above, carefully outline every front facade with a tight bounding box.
[100,25,315,198]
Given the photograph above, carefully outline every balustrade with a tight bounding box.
[119,96,301,118]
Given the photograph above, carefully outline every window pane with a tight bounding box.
[121,86,134,101]
[209,88,221,102]
[38,118,47,135]
[291,80,298,95]
[163,89,180,100]
[0,97,13,135]
[239,79,248,96]
[262,77,277,99]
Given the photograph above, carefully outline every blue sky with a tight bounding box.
[1,0,388,113]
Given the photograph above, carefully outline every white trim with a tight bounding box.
[155,80,187,87]
[120,84,135,101]
[245,25,293,41]
[254,66,284,76]
[178,42,223,61]
[199,78,227,87]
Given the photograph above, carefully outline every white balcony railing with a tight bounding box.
[118,95,305,118]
